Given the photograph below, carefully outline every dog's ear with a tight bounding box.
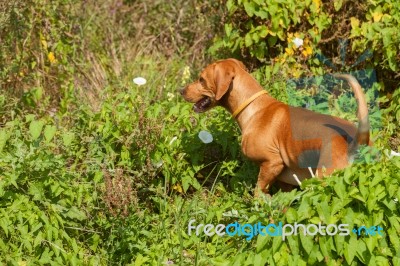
[214,63,235,101]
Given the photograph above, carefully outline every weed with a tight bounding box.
[103,168,135,218]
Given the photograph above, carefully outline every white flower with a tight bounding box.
[133,77,147,86]
[198,130,213,144]
[293,37,304,48]
[167,92,175,101]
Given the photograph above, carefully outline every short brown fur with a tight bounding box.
[181,59,371,195]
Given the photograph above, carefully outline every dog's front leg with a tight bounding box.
[254,159,284,197]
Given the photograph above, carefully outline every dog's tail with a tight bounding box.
[333,74,370,155]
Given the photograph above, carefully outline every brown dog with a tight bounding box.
[180,58,370,195]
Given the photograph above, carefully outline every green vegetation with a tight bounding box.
[212,0,400,78]
[0,0,399,265]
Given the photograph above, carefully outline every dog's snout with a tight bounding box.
[179,88,185,96]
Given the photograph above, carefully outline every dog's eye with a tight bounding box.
[199,77,205,83]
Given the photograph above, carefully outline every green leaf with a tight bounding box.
[182,175,191,192]
[244,33,253,47]
[254,9,269,19]
[307,244,323,264]
[44,125,57,143]
[62,132,75,146]
[32,86,43,102]
[319,236,333,258]
[355,239,368,264]
[316,200,331,223]
[29,120,44,140]
[299,232,313,254]
[268,3,278,16]
[374,256,391,265]
[334,234,345,255]
[272,234,283,253]
[0,214,9,237]
[190,177,201,190]
[287,235,299,255]
[256,234,270,253]
[23,238,33,252]
[227,0,235,13]
[254,43,266,60]
[367,191,377,213]
[272,62,280,75]
[0,238,6,251]
[29,183,44,201]
[334,180,346,199]
[334,0,343,11]
[243,1,257,16]
[90,234,100,252]
[225,23,233,37]
[365,235,378,253]
[271,16,280,32]
[393,257,400,266]
[134,254,149,266]
[9,173,18,189]
[257,25,268,38]
[34,231,43,247]
[65,206,87,221]
[38,248,52,264]
[31,222,43,235]
[344,237,357,264]
[285,207,297,223]
[388,227,400,252]
[254,249,270,265]
[235,254,248,266]
[25,114,36,122]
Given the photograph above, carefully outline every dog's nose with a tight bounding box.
[179,88,185,96]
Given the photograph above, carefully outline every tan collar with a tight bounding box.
[232,90,268,118]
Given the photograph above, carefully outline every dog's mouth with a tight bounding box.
[193,96,212,113]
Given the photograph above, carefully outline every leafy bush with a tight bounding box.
[215,158,400,265]
[211,0,400,90]
[0,112,105,263]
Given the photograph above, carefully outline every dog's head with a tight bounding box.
[180,58,247,113]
